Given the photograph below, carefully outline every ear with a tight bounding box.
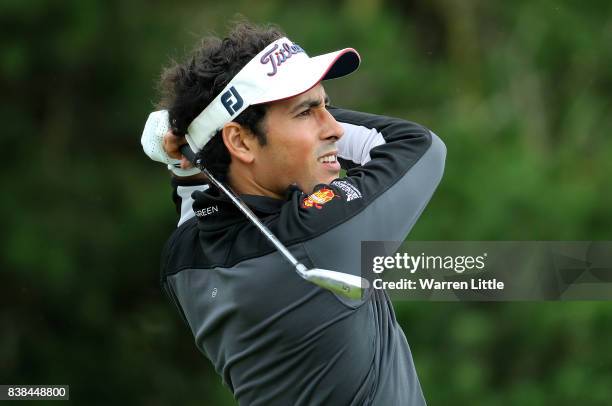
[222,122,258,164]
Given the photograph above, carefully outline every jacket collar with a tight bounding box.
[191,184,301,230]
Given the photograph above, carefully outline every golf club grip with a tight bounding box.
[180,144,197,165]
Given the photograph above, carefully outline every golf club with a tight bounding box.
[179,144,369,300]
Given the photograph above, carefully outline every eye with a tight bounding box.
[297,109,311,117]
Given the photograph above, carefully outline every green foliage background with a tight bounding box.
[2,0,611,404]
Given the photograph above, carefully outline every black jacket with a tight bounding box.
[161,107,446,405]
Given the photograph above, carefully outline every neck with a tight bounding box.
[227,165,284,200]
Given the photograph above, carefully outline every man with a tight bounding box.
[142,22,446,405]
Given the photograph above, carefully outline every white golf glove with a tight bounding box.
[141,110,201,176]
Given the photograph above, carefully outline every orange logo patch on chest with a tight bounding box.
[301,188,337,209]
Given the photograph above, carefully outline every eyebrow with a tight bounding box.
[290,94,330,114]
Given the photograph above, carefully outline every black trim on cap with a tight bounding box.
[323,50,360,80]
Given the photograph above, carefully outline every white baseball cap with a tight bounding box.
[186,36,360,152]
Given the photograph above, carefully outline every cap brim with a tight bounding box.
[251,48,360,105]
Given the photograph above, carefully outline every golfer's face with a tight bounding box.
[255,83,344,194]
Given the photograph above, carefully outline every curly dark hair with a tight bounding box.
[157,21,285,182]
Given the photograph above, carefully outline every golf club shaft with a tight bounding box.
[180,144,303,271]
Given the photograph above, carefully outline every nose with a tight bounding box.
[319,108,344,141]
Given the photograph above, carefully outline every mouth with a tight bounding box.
[317,152,338,164]
[317,152,341,172]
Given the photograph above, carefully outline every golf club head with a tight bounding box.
[302,268,369,300]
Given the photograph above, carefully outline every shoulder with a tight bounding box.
[160,217,206,281]
[268,180,370,246]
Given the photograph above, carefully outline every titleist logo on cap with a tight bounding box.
[260,42,305,76]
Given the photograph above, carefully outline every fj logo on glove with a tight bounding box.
[301,188,337,209]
